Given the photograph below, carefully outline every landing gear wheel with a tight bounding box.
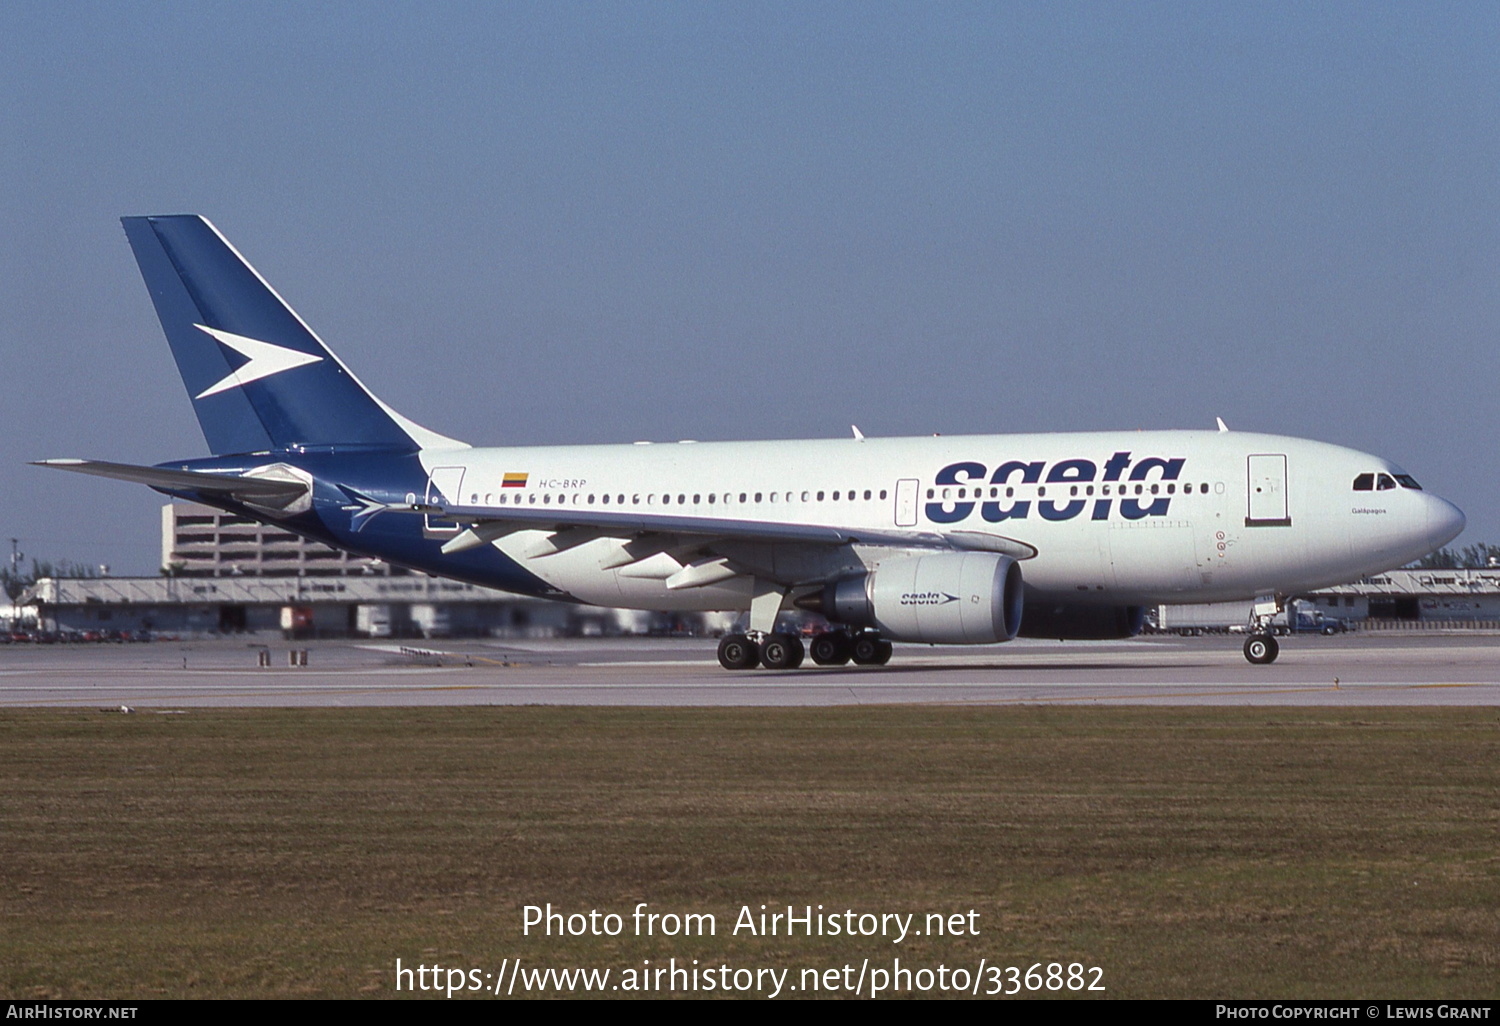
[809,630,852,666]
[718,634,759,670]
[851,634,893,666]
[1243,633,1279,665]
[759,633,805,670]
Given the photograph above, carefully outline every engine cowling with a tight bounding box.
[810,552,1024,644]
[1018,600,1146,640]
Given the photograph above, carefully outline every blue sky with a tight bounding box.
[3,2,1497,573]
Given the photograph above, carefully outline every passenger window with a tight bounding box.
[1353,474,1374,491]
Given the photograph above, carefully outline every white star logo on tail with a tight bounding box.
[193,324,323,399]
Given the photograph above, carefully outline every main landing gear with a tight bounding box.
[718,629,891,670]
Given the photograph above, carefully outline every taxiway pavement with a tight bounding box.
[3,632,1500,707]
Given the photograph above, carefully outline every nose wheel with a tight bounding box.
[1243,633,1279,665]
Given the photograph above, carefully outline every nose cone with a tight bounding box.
[1426,494,1466,551]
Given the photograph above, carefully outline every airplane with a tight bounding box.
[35,215,1465,670]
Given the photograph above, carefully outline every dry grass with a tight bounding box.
[2,707,1498,998]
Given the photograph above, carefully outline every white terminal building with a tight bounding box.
[14,503,1499,640]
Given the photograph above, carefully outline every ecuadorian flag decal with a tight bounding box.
[502,473,528,489]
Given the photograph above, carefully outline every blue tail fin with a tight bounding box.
[121,215,466,456]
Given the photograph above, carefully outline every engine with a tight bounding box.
[1018,600,1146,640]
[805,552,1024,644]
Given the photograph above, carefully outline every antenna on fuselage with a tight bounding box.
[1216,417,1230,432]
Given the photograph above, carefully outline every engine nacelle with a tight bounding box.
[1018,600,1146,640]
[813,552,1024,644]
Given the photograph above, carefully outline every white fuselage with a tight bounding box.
[412,430,1465,614]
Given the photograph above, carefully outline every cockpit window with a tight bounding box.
[1395,474,1422,490]
[1376,473,1397,491]
[1353,473,1374,491]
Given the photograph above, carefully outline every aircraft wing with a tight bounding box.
[398,500,1038,560]
[32,459,309,503]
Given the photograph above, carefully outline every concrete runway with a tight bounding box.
[3,632,1500,707]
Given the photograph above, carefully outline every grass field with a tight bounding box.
[2,706,1498,999]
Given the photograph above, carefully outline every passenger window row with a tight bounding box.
[469,489,892,507]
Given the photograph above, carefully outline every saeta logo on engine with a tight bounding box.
[901,592,958,606]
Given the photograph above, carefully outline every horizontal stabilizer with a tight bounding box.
[32,458,309,502]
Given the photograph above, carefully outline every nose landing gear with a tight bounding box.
[1242,594,1284,664]
[1243,633,1279,665]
